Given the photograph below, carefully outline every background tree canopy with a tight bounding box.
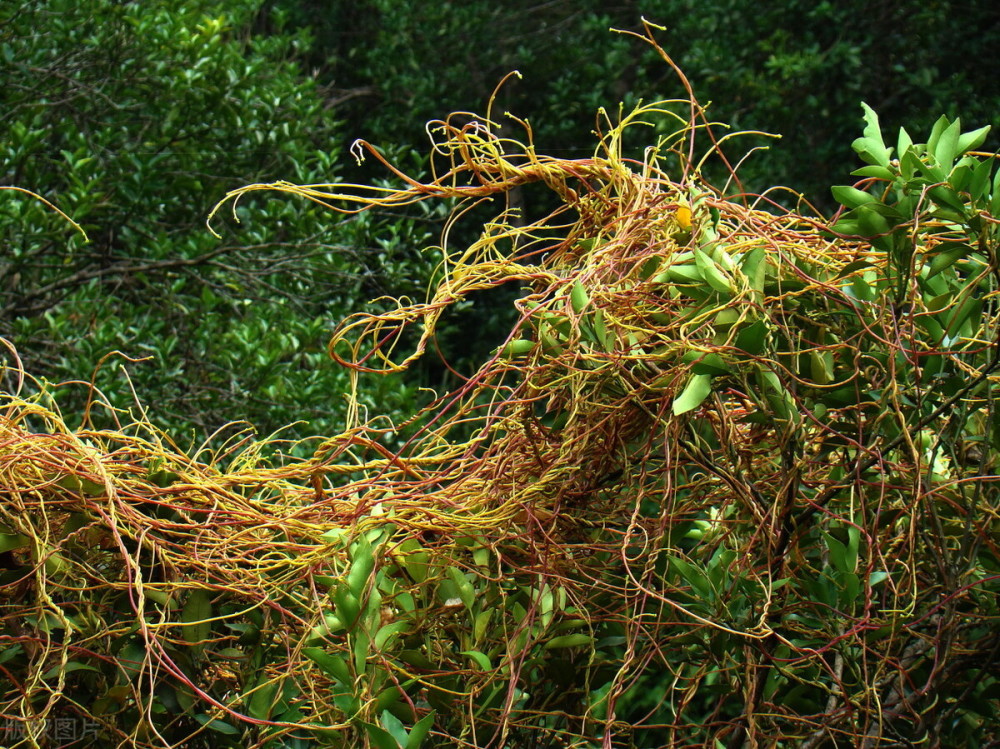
[280,0,1000,206]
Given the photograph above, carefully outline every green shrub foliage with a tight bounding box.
[0,0,429,441]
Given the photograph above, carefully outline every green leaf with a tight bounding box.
[56,474,106,496]
[468,612,493,650]
[927,115,951,157]
[860,103,888,150]
[0,532,29,554]
[969,157,994,201]
[570,279,590,314]
[840,572,861,606]
[927,242,973,278]
[398,649,436,670]
[353,630,371,676]
[375,621,409,651]
[943,292,982,339]
[896,126,913,157]
[956,124,990,156]
[320,528,348,545]
[375,684,410,716]
[830,217,861,235]
[739,245,767,293]
[117,640,146,680]
[869,571,889,587]
[333,692,361,718]
[916,315,945,342]
[397,544,430,583]
[406,712,436,749]
[0,644,21,667]
[143,588,177,609]
[672,373,712,416]
[922,154,948,183]
[947,162,973,192]
[590,308,610,350]
[932,117,961,169]
[543,633,594,650]
[303,647,352,685]
[899,148,925,182]
[359,721,402,749]
[460,649,492,669]
[499,338,535,358]
[852,103,891,166]
[831,185,876,210]
[846,273,876,302]
[734,320,769,355]
[248,677,281,721]
[694,248,734,295]
[850,165,895,180]
[181,589,212,648]
[808,350,834,385]
[347,536,376,597]
[758,369,798,422]
[928,185,967,215]
[847,525,861,573]
[638,255,662,279]
[445,566,475,610]
[825,533,853,575]
[834,260,875,279]
[381,710,409,747]
[42,661,100,679]
[682,351,731,376]
[332,584,361,628]
[194,715,242,736]
[670,557,714,600]
[147,469,181,488]
[926,291,952,313]
[658,263,702,284]
[855,204,891,236]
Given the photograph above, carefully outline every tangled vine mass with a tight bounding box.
[3,28,999,749]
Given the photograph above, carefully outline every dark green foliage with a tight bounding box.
[273,0,642,156]
[277,0,1000,208]
[261,0,1000,405]
[656,0,1000,206]
[0,0,424,440]
[9,0,997,439]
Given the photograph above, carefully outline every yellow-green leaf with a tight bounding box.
[570,279,590,314]
[460,649,492,670]
[672,374,712,416]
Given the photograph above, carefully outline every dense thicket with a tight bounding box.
[2,82,999,747]
[4,0,999,438]
[2,3,1000,747]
